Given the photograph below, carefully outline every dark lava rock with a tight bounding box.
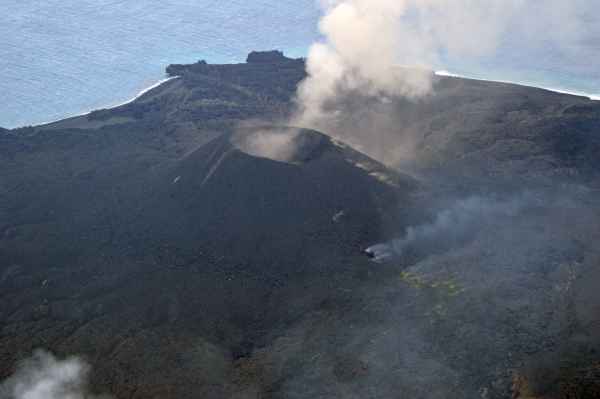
[246,50,295,64]
[2,51,600,399]
[0,118,415,398]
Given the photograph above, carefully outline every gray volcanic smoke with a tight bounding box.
[293,0,596,131]
[366,195,532,262]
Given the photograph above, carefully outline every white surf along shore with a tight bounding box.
[435,70,600,101]
[28,70,600,129]
[36,76,180,127]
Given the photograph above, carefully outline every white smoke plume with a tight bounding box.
[366,195,533,262]
[294,0,595,130]
[293,0,433,128]
[233,128,300,163]
[0,350,109,399]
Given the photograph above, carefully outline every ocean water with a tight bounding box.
[0,0,321,128]
[440,41,600,102]
[2,1,599,128]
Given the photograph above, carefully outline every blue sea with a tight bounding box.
[1,0,320,128]
[2,1,599,128]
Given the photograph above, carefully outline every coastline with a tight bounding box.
[435,70,600,101]
[109,76,180,109]
[31,76,180,129]
[6,69,599,130]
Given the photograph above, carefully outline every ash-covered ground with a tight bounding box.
[2,52,600,398]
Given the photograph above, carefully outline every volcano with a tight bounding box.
[0,122,417,398]
[2,52,600,399]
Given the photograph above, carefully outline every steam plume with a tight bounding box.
[0,350,108,399]
[294,0,594,130]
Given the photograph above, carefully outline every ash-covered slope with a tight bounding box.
[2,51,600,398]
[324,75,600,184]
[35,50,600,185]
[0,125,416,398]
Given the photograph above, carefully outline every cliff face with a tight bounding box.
[246,50,301,64]
[2,52,600,399]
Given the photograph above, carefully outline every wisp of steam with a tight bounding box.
[366,195,532,263]
[232,128,301,163]
[0,350,109,399]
